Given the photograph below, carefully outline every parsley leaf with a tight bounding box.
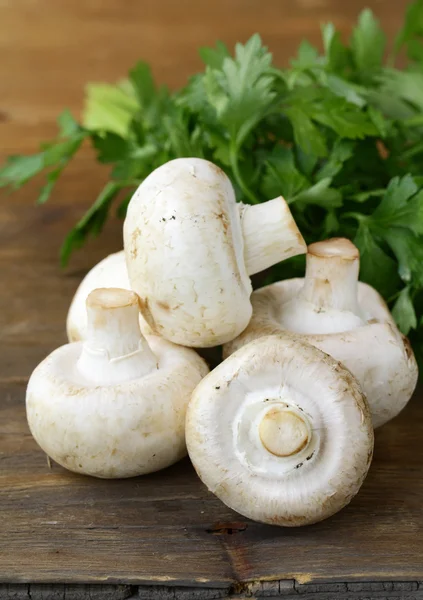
[204,34,276,147]
[370,175,423,234]
[83,81,139,137]
[383,229,423,285]
[393,0,423,61]
[392,286,418,334]
[354,224,401,298]
[199,41,230,69]
[60,180,131,266]
[284,106,328,157]
[0,110,87,202]
[261,146,309,199]
[351,9,386,75]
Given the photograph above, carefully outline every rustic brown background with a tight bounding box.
[2,0,423,593]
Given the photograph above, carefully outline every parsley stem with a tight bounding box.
[342,212,368,223]
[229,143,258,204]
[387,289,404,303]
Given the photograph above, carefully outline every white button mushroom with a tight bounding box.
[26,288,208,478]
[66,251,152,343]
[123,158,306,347]
[223,238,418,428]
[186,334,374,527]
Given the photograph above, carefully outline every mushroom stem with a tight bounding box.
[239,197,306,276]
[300,238,363,315]
[77,288,158,384]
[259,408,310,457]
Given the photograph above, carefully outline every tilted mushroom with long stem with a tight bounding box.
[66,250,152,342]
[27,288,208,478]
[124,157,306,347]
[186,334,374,527]
[223,238,418,428]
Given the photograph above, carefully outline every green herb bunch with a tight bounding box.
[1,1,423,360]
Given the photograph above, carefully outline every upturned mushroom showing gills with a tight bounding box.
[223,238,418,428]
[186,335,374,527]
[66,251,152,343]
[26,288,208,478]
[123,157,306,347]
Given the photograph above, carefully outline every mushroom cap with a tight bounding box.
[66,251,152,343]
[186,335,373,527]
[123,158,252,347]
[26,336,208,478]
[223,280,418,428]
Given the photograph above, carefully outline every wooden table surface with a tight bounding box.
[1,0,422,598]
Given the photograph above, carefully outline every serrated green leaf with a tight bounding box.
[110,143,157,180]
[383,228,423,285]
[290,40,320,70]
[0,129,86,196]
[322,74,367,107]
[407,39,423,63]
[371,175,423,234]
[392,286,418,334]
[366,88,418,120]
[285,106,327,157]
[199,41,230,68]
[321,22,351,73]
[57,110,81,138]
[367,105,390,137]
[394,0,423,59]
[373,174,417,215]
[60,181,126,266]
[351,9,386,73]
[322,210,340,236]
[261,146,308,199]
[316,139,354,180]
[43,136,86,168]
[37,167,63,205]
[204,34,276,147]
[350,188,386,203]
[177,75,207,113]
[379,69,423,112]
[291,177,343,209]
[0,154,44,188]
[295,147,318,177]
[309,98,379,139]
[354,224,400,297]
[129,61,156,108]
[83,82,139,136]
[92,133,129,163]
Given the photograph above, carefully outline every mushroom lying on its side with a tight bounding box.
[223,238,418,428]
[124,157,306,347]
[27,288,208,478]
[186,335,373,527]
[66,251,152,342]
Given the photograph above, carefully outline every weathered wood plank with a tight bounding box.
[1,381,423,584]
[2,582,423,600]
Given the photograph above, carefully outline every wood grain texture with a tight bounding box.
[2,582,423,600]
[0,0,420,589]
